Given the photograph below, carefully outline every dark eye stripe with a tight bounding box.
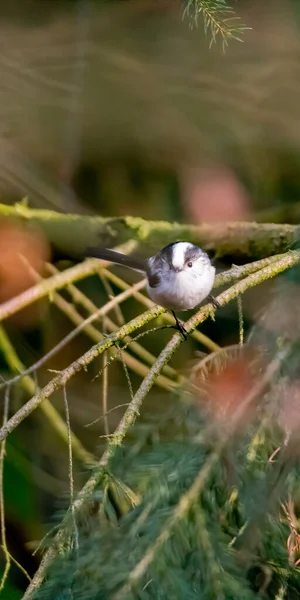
[185,251,198,263]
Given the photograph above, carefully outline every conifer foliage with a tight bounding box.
[183,0,250,50]
[37,343,300,599]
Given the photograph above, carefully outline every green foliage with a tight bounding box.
[183,0,250,50]
[5,437,38,529]
[0,579,22,600]
[36,399,300,599]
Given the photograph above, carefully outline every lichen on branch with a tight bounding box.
[0,202,299,260]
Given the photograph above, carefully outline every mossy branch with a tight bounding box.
[0,202,299,260]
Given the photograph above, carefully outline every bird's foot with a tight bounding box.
[171,311,188,341]
[208,294,221,309]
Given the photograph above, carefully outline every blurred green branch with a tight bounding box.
[0,202,299,260]
[0,257,103,322]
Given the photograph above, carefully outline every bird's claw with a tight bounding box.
[175,321,188,341]
[171,311,188,341]
[208,294,221,309]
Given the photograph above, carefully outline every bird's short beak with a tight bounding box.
[173,267,182,273]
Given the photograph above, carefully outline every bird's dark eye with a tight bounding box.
[187,261,193,268]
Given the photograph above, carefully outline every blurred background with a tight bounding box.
[1,0,300,596]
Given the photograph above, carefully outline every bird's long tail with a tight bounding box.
[85,246,146,273]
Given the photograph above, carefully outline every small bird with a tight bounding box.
[86,241,218,338]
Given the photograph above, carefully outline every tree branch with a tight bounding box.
[0,202,299,260]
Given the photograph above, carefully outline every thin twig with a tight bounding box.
[0,278,148,391]
[0,545,31,583]
[47,263,177,381]
[117,344,135,403]
[237,295,244,346]
[1,305,165,446]
[63,385,79,551]
[90,325,177,387]
[0,387,10,591]
[53,284,177,387]
[12,256,175,389]
[48,288,176,390]
[47,261,124,329]
[101,323,110,440]
[0,258,104,323]
[0,325,94,466]
[98,270,125,326]
[85,404,130,428]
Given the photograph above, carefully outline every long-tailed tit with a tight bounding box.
[86,241,219,337]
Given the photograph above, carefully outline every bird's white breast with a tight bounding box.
[147,263,215,311]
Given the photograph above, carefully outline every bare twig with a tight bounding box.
[46,263,177,381]
[0,325,94,466]
[0,258,104,323]
[0,305,165,446]
[237,296,244,345]
[117,344,135,403]
[0,278,148,390]
[101,322,110,440]
[0,545,31,583]
[63,385,79,551]
[99,270,125,326]
[0,387,10,591]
